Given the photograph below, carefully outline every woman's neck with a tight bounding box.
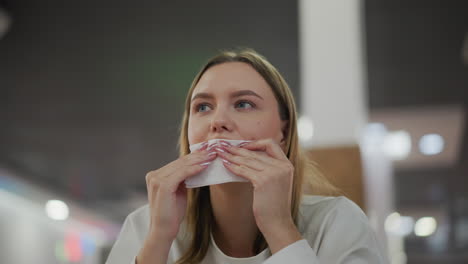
[209,182,259,258]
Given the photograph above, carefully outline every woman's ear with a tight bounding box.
[280,120,289,146]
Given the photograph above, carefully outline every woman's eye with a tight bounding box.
[236,101,254,109]
[196,104,212,112]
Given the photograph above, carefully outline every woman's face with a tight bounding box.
[188,62,287,147]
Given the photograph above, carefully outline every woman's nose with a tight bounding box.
[210,108,233,133]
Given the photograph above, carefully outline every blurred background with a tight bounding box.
[0,0,467,263]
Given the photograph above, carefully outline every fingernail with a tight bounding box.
[221,159,231,165]
[220,141,231,147]
[207,144,216,150]
[207,151,217,156]
[200,162,211,167]
[215,147,226,153]
[200,143,208,150]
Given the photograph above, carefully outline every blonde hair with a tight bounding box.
[176,48,338,263]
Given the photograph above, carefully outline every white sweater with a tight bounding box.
[106,195,389,264]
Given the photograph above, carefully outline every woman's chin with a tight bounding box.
[210,182,253,192]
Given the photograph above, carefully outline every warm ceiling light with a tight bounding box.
[419,133,445,155]
[382,130,412,160]
[384,212,414,236]
[298,115,314,143]
[45,200,69,220]
[414,217,437,237]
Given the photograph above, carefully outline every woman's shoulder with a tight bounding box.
[300,195,363,213]
[126,204,150,223]
[106,205,151,263]
[298,195,388,262]
[298,195,369,235]
[122,204,151,241]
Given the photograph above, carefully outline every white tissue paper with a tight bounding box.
[185,139,251,188]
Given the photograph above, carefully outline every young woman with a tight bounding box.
[106,49,388,264]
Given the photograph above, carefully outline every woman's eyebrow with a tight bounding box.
[191,92,213,102]
[231,90,264,100]
[191,90,264,102]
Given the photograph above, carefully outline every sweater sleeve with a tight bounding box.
[263,197,389,264]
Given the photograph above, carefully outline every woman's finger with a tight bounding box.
[163,158,215,192]
[221,159,259,186]
[222,144,277,167]
[192,142,209,152]
[238,139,288,161]
[148,147,215,182]
[216,147,265,171]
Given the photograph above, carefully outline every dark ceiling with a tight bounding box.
[364,0,468,178]
[0,0,467,206]
[0,0,300,201]
[366,1,468,109]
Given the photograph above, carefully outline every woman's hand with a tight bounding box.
[145,142,217,239]
[215,139,302,253]
[137,143,217,264]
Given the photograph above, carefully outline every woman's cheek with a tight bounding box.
[243,120,268,138]
[188,119,205,143]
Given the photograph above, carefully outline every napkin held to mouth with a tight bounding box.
[185,139,251,188]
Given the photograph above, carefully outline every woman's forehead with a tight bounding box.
[192,62,273,98]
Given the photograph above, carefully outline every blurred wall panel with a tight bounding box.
[0,190,106,264]
[307,146,365,210]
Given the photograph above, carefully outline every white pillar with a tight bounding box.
[298,0,396,259]
[298,0,367,148]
